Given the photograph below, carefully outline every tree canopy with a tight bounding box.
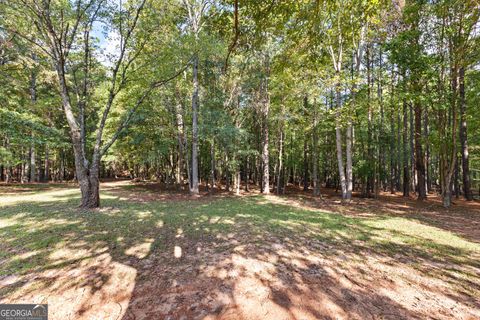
[1,0,479,208]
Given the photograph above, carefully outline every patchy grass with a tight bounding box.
[0,182,479,320]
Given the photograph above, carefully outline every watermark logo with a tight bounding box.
[0,304,48,320]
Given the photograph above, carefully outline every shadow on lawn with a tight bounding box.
[0,186,479,319]
[280,188,480,244]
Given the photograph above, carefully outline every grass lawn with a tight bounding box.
[1,182,479,320]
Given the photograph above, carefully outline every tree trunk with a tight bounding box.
[22,148,30,183]
[235,170,240,195]
[191,54,200,194]
[261,57,270,194]
[396,106,402,191]
[303,96,309,192]
[312,98,321,197]
[346,123,353,199]
[378,47,385,193]
[402,96,410,197]
[30,143,36,182]
[44,145,49,182]
[454,155,460,199]
[210,139,215,193]
[334,81,347,200]
[29,54,37,183]
[424,107,431,193]
[410,102,416,193]
[78,163,100,208]
[389,98,396,194]
[366,44,373,198]
[414,94,427,200]
[277,122,284,194]
[245,156,250,192]
[459,67,472,200]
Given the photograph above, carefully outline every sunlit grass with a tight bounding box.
[365,217,479,252]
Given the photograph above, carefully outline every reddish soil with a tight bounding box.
[1,181,479,320]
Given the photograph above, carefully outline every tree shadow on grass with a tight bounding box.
[0,186,479,319]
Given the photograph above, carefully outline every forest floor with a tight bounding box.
[0,180,479,320]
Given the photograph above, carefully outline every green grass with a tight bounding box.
[1,184,479,299]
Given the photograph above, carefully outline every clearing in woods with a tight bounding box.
[0,181,479,320]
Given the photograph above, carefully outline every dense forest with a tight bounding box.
[1,0,479,208]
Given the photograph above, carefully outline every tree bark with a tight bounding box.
[261,56,270,194]
[29,60,37,183]
[44,145,49,182]
[459,67,473,200]
[312,98,321,197]
[245,156,250,192]
[30,143,36,182]
[335,81,347,200]
[303,95,309,192]
[389,72,396,194]
[191,54,200,194]
[277,118,284,194]
[413,90,427,200]
[409,102,415,193]
[210,139,215,193]
[402,96,410,197]
[78,161,100,208]
[22,148,29,183]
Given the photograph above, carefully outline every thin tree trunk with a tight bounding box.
[312,98,321,197]
[396,105,402,191]
[454,155,460,199]
[30,143,36,182]
[335,80,347,200]
[378,47,385,193]
[245,156,250,192]
[413,82,427,200]
[389,73,396,194]
[235,170,240,195]
[409,102,416,193]
[365,44,373,198]
[261,55,270,194]
[22,148,30,183]
[210,139,215,193]
[424,107,431,193]
[403,95,410,197]
[303,96,309,191]
[191,54,200,194]
[44,145,49,182]
[459,67,472,200]
[29,61,37,183]
[277,119,284,194]
[346,124,353,199]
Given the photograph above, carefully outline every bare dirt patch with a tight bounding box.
[1,181,479,320]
